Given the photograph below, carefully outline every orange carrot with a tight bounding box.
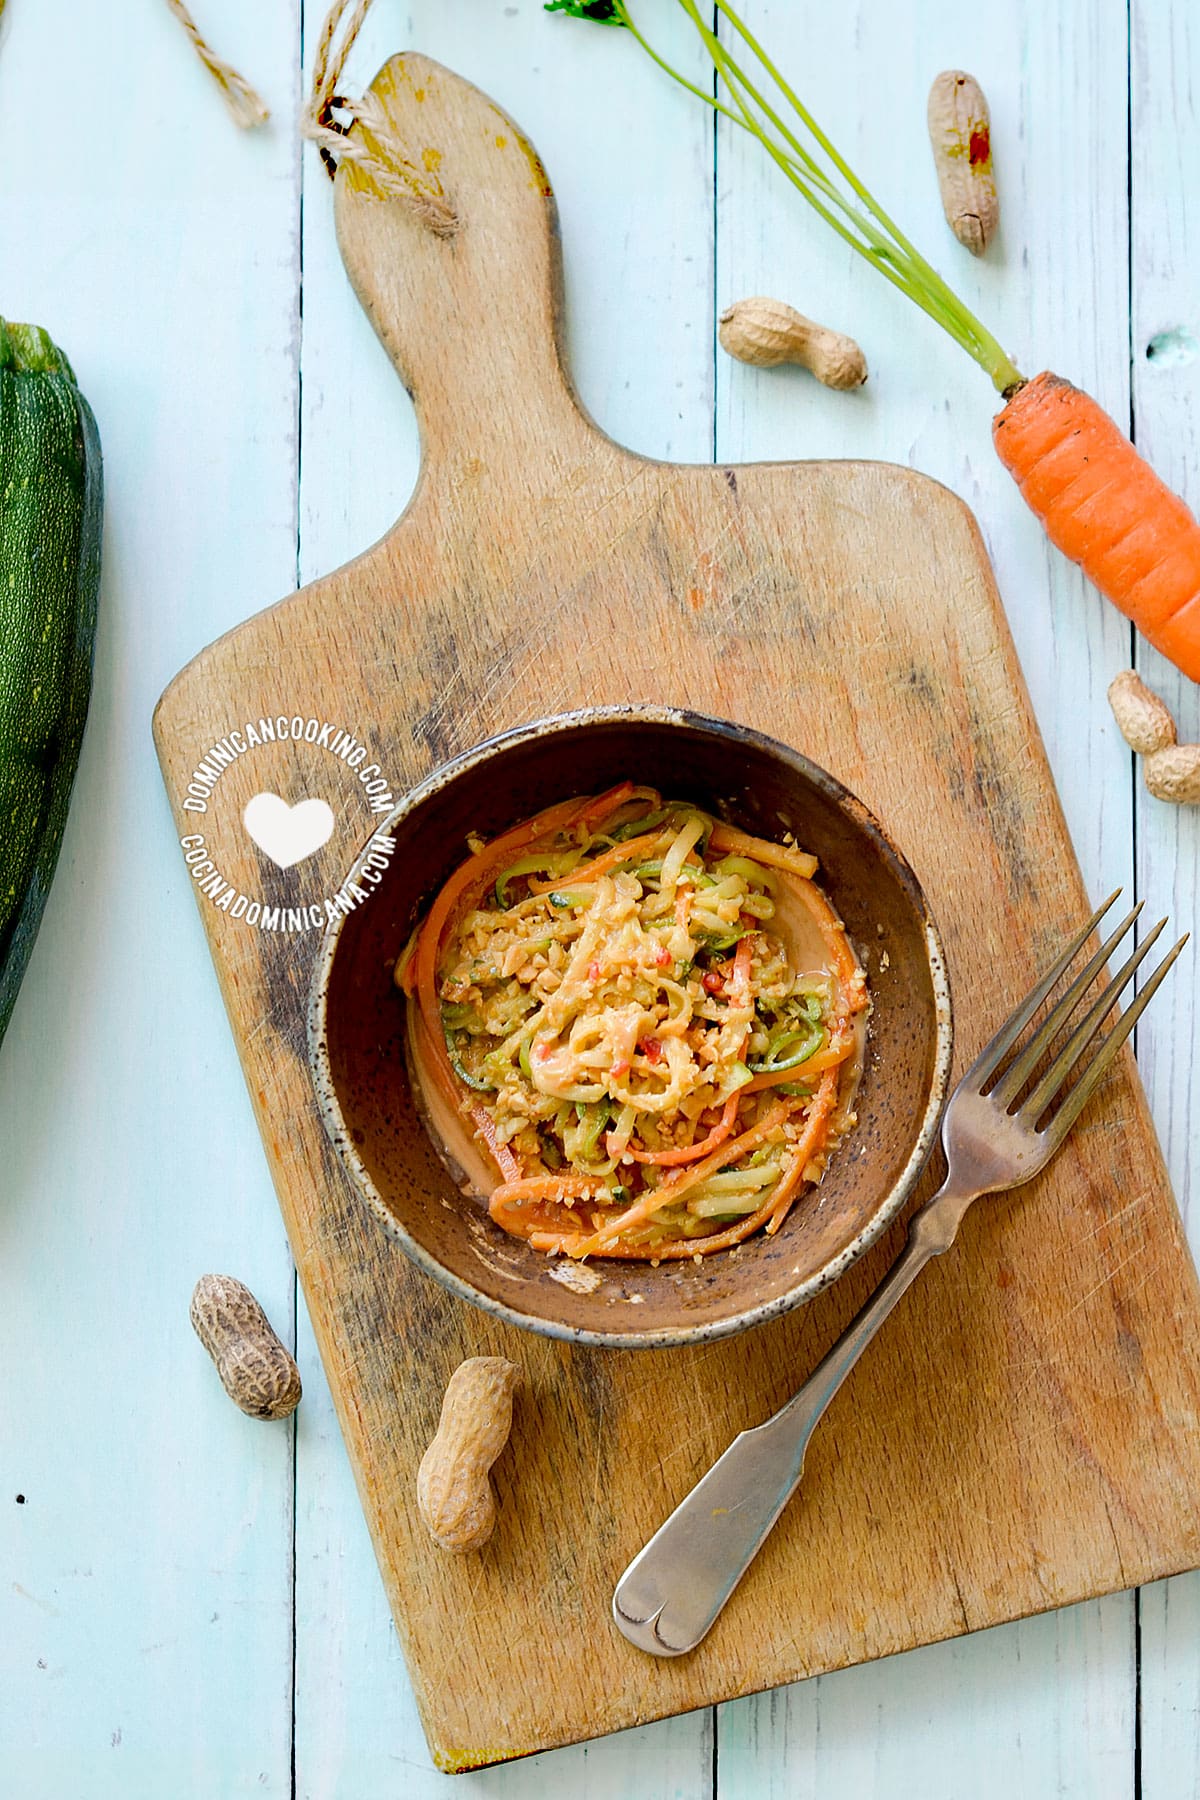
[494,1199,610,1243]
[784,874,864,1009]
[708,821,818,879]
[569,1098,792,1256]
[625,1092,741,1166]
[490,1173,602,1212]
[730,931,754,1007]
[495,1088,839,1263]
[562,9,1200,686]
[411,1000,470,1118]
[744,1029,855,1091]
[994,371,1200,682]
[526,1198,776,1261]
[574,780,639,831]
[412,794,583,1042]
[531,828,667,890]
[527,1229,596,1254]
[522,1183,790,1260]
[468,1103,522,1183]
[491,1174,600,1201]
[765,1069,839,1233]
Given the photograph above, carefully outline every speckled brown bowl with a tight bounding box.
[309,707,952,1349]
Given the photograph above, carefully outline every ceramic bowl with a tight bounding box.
[308,706,952,1349]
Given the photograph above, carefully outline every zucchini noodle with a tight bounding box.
[400,784,869,1261]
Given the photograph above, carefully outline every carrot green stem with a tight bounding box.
[558,0,1025,394]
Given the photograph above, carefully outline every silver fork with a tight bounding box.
[612,892,1187,1658]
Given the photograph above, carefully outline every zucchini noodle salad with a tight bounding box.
[397,782,869,1263]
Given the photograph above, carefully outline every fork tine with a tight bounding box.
[961,891,1122,1091]
[1016,917,1167,1123]
[988,901,1143,1106]
[1039,934,1189,1152]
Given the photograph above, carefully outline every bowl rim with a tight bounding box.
[307,703,954,1349]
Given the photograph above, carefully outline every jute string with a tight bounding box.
[165,0,270,129]
[2,0,452,232]
[301,0,459,237]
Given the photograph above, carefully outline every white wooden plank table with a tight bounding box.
[1,1,1197,1793]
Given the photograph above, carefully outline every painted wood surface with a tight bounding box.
[2,0,1198,1793]
[1130,1,1200,1792]
[0,2,301,1795]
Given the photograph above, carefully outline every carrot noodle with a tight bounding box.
[626,1092,741,1165]
[765,1069,839,1234]
[413,795,582,1045]
[400,788,869,1260]
[648,1095,792,1201]
[744,1028,856,1091]
[531,828,667,890]
[784,873,865,1006]
[488,1174,604,1240]
[528,1183,792,1261]
[568,1098,793,1257]
[490,1173,602,1205]
[527,1230,593,1253]
[573,780,638,831]
[731,931,754,1007]
[468,1103,522,1183]
[708,821,819,878]
[411,994,469,1117]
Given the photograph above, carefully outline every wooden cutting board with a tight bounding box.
[153,54,1200,1773]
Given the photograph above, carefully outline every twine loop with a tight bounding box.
[301,0,459,238]
[155,0,457,236]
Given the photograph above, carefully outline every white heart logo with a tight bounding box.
[243,792,335,869]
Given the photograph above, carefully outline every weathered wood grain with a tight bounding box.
[153,51,1200,1773]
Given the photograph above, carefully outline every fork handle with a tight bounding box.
[612,1185,969,1657]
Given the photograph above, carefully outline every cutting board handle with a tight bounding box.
[334,53,595,480]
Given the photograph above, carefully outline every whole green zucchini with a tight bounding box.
[0,319,102,1049]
